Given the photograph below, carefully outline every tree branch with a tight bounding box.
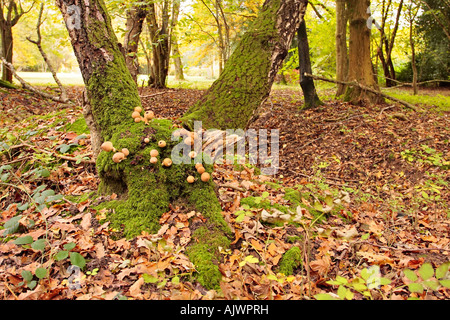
[305,73,417,111]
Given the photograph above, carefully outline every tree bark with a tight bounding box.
[182,0,309,130]
[335,0,348,97]
[297,17,323,109]
[344,0,383,104]
[123,4,147,82]
[147,0,170,88]
[171,0,184,81]
[0,0,29,83]
[56,0,230,290]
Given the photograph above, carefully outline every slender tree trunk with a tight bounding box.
[409,4,418,95]
[171,0,184,81]
[335,0,348,97]
[1,25,13,82]
[56,0,230,291]
[344,0,383,104]
[123,4,147,82]
[182,0,309,130]
[147,1,170,88]
[298,18,323,109]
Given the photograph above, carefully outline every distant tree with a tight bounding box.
[335,0,348,96]
[344,0,383,104]
[0,0,33,82]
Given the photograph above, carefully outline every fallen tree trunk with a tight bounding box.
[1,58,70,103]
[305,73,417,111]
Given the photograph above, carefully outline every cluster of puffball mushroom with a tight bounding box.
[101,141,129,163]
[99,107,210,183]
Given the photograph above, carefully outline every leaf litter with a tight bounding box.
[0,87,449,300]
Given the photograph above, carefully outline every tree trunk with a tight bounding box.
[1,25,13,83]
[171,0,184,81]
[344,0,383,104]
[56,0,230,290]
[123,4,147,82]
[335,0,348,97]
[298,18,323,109]
[182,0,309,130]
[147,0,170,88]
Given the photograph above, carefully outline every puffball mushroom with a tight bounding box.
[158,140,167,148]
[150,149,159,157]
[121,148,130,157]
[112,152,126,163]
[162,158,172,167]
[134,117,142,123]
[132,111,141,119]
[184,136,194,146]
[197,166,205,174]
[134,106,143,113]
[150,157,158,164]
[189,151,197,159]
[144,111,154,120]
[187,176,195,183]
[101,141,115,152]
[201,172,210,182]
[144,137,150,143]
[195,163,203,170]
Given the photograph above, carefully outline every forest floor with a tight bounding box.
[0,85,449,300]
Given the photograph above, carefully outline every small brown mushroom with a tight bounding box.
[201,172,210,182]
[162,158,172,167]
[132,111,141,119]
[150,157,158,164]
[150,149,159,157]
[112,152,126,163]
[121,148,130,157]
[101,141,115,152]
[197,166,205,174]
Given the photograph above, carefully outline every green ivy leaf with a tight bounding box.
[418,263,434,280]
[439,279,450,289]
[408,282,424,293]
[404,269,418,282]
[142,274,159,283]
[435,262,450,279]
[63,242,76,251]
[55,250,69,261]
[21,270,33,283]
[314,293,339,300]
[31,239,46,251]
[70,252,86,269]
[14,235,33,245]
[35,268,48,279]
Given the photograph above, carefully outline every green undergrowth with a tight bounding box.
[95,118,231,290]
[278,246,302,275]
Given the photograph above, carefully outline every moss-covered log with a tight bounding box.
[181,0,308,130]
[56,0,231,289]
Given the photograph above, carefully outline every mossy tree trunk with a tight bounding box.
[297,17,323,110]
[344,0,384,105]
[57,0,231,290]
[181,0,309,130]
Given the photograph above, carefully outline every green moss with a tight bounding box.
[65,117,90,135]
[186,226,230,290]
[278,246,302,275]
